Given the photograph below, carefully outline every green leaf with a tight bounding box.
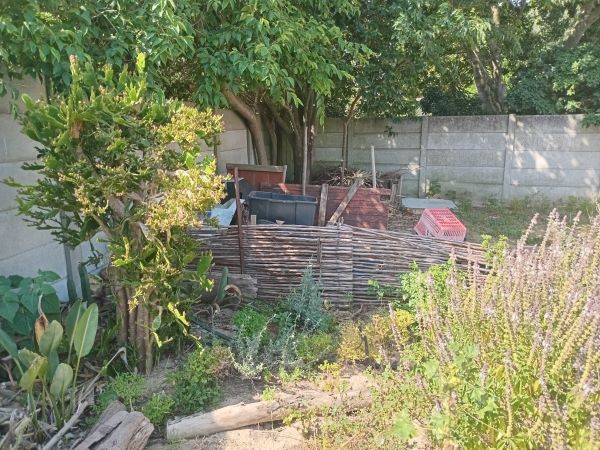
[0,291,20,321]
[167,302,189,328]
[39,321,63,356]
[50,363,73,397]
[391,410,417,441]
[7,275,23,288]
[73,303,98,357]
[41,293,61,315]
[0,328,18,360]
[196,255,212,279]
[136,53,146,73]
[48,349,59,380]
[19,354,48,391]
[20,291,38,314]
[18,348,39,368]
[66,300,87,343]
[37,270,61,283]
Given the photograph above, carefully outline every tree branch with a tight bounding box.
[564,0,600,49]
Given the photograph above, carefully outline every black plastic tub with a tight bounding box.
[247,191,317,225]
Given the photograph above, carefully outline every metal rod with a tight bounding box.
[233,167,245,273]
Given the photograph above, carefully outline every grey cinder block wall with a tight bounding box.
[313,114,600,201]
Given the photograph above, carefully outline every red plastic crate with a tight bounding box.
[414,208,466,242]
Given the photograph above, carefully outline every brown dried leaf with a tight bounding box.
[34,313,49,346]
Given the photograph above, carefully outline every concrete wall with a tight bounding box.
[0,89,250,293]
[0,78,70,286]
[313,114,600,201]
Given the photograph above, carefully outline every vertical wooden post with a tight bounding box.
[318,184,329,226]
[418,117,429,198]
[234,168,245,273]
[370,145,377,188]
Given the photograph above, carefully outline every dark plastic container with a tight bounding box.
[247,191,317,225]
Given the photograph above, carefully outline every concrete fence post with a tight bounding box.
[346,118,355,168]
[502,114,517,201]
[418,116,429,198]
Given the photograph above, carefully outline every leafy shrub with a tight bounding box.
[143,393,175,426]
[231,268,334,378]
[171,344,232,414]
[337,309,415,364]
[110,373,145,410]
[9,56,225,371]
[403,212,600,448]
[0,271,61,344]
[0,301,100,435]
[282,266,333,332]
[399,261,452,311]
[295,332,335,366]
[232,307,269,341]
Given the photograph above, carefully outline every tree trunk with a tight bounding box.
[564,0,600,49]
[469,50,505,114]
[341,94,361,173]
[167,383,371,440]
[222,88,270,165]
[265,116,277,165]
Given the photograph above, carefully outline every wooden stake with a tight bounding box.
[328,180,361,225]
[370,145,377,188]
[318,184,329,226]
[233,167,245,273]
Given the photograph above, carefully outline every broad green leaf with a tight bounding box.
[20,291,38,314]
[48,349,59,380]
[0,291,20,321]
[36,271,61,283]
[73,303,98,357]
[66,300,87,343]
[50,363,73,397]
[19,355,48,391]
[7,275,23,288]
[39,321,63,356]
[18,348,39,368]
[41,293,61,315]
[0,327,18,360]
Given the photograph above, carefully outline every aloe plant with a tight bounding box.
[0,302,99,430]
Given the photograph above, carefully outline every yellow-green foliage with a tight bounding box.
[337,309,415,363]
[12,57,226,359]
[296,332,335,365]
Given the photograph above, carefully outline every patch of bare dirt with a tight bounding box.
[388,206,420,233]
[171,426,305,450]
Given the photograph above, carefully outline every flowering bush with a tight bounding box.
[310,210,600,449]
[409,211,600,448]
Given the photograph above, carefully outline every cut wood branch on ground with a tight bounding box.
[73,401,153,450]
[166,376,372,440]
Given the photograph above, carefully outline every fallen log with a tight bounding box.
[74,401,153,450]
[166,383,371,440]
